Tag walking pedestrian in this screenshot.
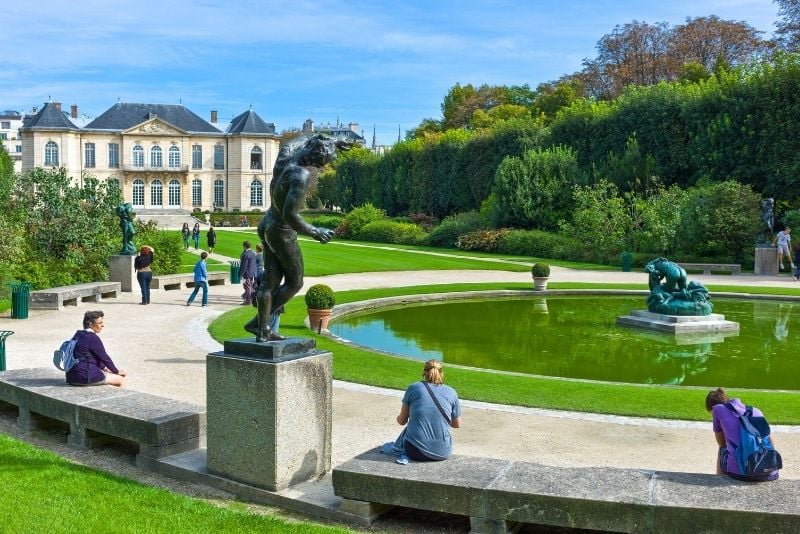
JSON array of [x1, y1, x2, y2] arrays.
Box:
[[186, 252, 209, 307]]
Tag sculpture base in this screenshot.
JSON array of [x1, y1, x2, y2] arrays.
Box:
[[754, 246, 779, 275], [616, 310, 739, 335], [109, 255, 136, 292], [206, 337, 332, 491]]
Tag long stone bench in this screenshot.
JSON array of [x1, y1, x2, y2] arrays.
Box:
[[680, 262, 742, 275], [0, 368, 205, 466], [333, 449, 800, 533], [29, 281, 121, 310], [151, 271, 228, 291]]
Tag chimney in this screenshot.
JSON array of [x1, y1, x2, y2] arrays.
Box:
[[211, 110, 218, 123], [53, 102, 62, 112], [71, 105, 78, 119]]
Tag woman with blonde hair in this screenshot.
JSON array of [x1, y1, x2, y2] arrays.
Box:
[[383, 359, 461, 463]]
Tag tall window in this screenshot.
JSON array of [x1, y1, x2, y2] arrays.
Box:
[[132, 145, 144, 167], [108, 143, 119, 168], [151, 180, 163, 206], [214, 145, 224, 169], [192, 179, 202, 206], [84, 143, 95, 168], [44, 141, 59, 166], [214, 178, 224, 207], [250, 179, 263, 206], [132, 179, 145, 206], [192, 144, 202, 169], [168, 146, 180, 168], [168, 179, 181, 207], [250, 146, 262, 169], [150, 146, 162, 168]]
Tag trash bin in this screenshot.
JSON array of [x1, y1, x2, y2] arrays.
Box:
[[10, 282, 30, 319], [0, 331, 12, 371], [229, 261, 241, 284], [621, 252, 633, 272]]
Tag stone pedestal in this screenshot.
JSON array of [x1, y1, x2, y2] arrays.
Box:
[[206, 337, 332, 492], [616, 310, 739, 335], [109, 254, 136, 292], [754, 246, 778, 275]]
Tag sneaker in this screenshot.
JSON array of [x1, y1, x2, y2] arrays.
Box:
[[186, 302, 191, 306], [202, 304, 209, 307], [395, 454, 409, 465]]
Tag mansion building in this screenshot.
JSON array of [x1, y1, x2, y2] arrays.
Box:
[[20, 102, 280, 212]]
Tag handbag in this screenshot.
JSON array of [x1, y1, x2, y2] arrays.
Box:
[[422, 381, 451, 425]]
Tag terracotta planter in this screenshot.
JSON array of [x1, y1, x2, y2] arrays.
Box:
[[307, 308, 333, 332], [532, 277, 549, 291]]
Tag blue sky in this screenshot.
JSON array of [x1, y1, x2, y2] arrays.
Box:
[[5, 0, 778, 146]]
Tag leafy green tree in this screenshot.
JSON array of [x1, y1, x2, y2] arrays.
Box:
[[471, 105, 531, 129], [565, 180, 629, 259], [775, 0, 800, 51], [493, 146, 582, 230], [627, 185, 687, 254], [333, 147, 380, 212]]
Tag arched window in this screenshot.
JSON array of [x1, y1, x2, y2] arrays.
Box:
[[44, 141, 59, 166], [214, 178, 224, 208], [168, 179, 181, 207], [250, 146, 263, 170], [132, 179, 145, 207], [192, 179, 202, 207], [168, 146, 181, 168], [132, 145, 144, 167], [151, 179, 163, 206], [250, 179, 263, 206], [151, 146, 162, 168]]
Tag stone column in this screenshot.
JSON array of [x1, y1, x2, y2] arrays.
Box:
[[206, 338, 332, 491], [754, 246, 778, 276], [109, 255, 136, 292]]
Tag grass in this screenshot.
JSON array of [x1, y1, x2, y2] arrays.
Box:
[[0, 434, 351, 534], [210, 282, 800, 424]]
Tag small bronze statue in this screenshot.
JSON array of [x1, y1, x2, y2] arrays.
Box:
[[645, 257, 712, 316], [116, 202, 136, 255], [760, 197, 775, 244], [245, 134, 351, 342]]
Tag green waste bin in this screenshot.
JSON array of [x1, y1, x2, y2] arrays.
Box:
[[10, 282, 30, 319], [621, 252, 633, 272], [229, 261, 241, 284], [0, 331, 12, 371]]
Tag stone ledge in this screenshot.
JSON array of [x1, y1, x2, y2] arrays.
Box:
[[333, 449, 800, 533], [151, 271, 227, 291], [29, 282, 121, 310]]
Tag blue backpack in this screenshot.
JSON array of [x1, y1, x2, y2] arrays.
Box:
[[53, 338, 79, 372], [725, 402, 782, 478]]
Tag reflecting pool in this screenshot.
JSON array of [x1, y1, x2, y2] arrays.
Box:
[[329, 296, 799, 390]]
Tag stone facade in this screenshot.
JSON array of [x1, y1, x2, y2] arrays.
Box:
[[20, 102, 280, 212]]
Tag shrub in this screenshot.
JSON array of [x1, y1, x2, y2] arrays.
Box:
[[428, 211, 483, 248], [134, 221, 183, 275], [308, 215, 344, 230], [341, 203, 387, 238], [358, 220, 427, 245], [497, 229, 586, 262], [531, 263, 551, 277], [408, 212, 439, 231], [305, 284, 335, 309], [456, 229, 511, 252]]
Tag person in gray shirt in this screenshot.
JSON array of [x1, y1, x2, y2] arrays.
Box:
[[394, 359, 462, 461]]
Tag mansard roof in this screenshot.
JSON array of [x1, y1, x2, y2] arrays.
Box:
[[21, 102, 78, 131], [84, 103, 221, 133], [226, 109, 276, 135]]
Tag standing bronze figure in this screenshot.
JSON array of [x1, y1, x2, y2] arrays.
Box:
[[245, 135, 349, 342]]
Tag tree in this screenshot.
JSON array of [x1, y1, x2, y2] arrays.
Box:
[[565, 180, 629, 259], [470, 104, 531, 129], [671, 16, 767, 73], [775, 0, 800, 51]]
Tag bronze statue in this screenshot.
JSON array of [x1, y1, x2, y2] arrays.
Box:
[[644, 257, 712, 316], [761, 197, 775, 244], [116, 202, 136, 255], [245, 135, 350, 342]]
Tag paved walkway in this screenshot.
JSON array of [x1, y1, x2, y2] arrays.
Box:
[[1, 250, 798, 480]]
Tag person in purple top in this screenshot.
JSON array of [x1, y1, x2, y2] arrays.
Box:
[[66, 311, 126, 387], [706, 387, 779, 481]]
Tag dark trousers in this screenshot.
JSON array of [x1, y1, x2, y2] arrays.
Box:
[[403, 441, 441, 462], [137, 271, 152, 304]]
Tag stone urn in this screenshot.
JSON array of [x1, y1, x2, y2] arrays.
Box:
[[531, 263, 550, 291], [305, 284, 335, 332]]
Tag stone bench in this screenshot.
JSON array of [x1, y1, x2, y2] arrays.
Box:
[[0, 368, 205, 466], [680, 262, 742, 275], [151, 271, 228, 291], [332, 449, 800, 533], [29, 282, 121, 310]]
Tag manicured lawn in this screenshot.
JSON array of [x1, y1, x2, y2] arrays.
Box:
[[210, 282, 800, 424], [0, 434, 350, 534]]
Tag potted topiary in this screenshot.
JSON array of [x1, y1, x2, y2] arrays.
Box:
[[531, 263, 550, 291], [305, 283, 335, 332]]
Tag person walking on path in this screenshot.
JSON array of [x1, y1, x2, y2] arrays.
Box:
[[134, 245, 154, 305], [186, 252, 209, 307], [191, 222, 201, 250], [66, 311, 127, 387], [773, 227, 794, 271], [181, 222, 190, 251], [239, 240, 257, 305], [207, 226, 217, 254], [794, 243, 800, 281]]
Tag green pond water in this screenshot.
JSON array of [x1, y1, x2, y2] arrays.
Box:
[[329, 296, 800, 390]]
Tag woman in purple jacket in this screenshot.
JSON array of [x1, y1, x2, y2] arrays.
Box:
[[66, 311, 127, 387]]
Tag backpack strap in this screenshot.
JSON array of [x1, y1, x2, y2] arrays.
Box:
[[421, 381, 451, 425], [725, 402, 763, 439]]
